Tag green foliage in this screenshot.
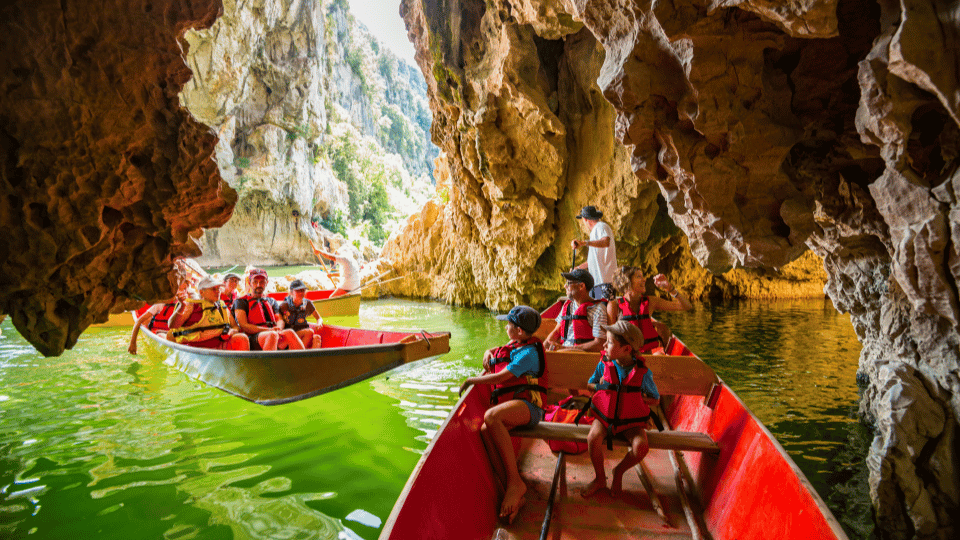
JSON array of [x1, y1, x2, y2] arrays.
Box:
[[286, 124, 311, 142], [233, 156, 251, 169], [363, 178, 391, 245], [237, 176, 251, 190], [436, 183, 450, 204], [320, 210, 348, 236]]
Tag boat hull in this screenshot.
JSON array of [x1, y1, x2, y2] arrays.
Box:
[[381, 342, 847, 540], [141, 325, 450, 405]]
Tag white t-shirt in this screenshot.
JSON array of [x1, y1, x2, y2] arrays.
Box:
[[334, 254, 360, 292], [588, 221, 617, 286]]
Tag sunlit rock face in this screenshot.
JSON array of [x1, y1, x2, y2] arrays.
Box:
[[0, 0, 234, 356], [385, 0, 827, 310], [395, 0, 959, 536]]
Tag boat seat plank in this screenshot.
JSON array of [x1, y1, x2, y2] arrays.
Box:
[[542, 352, 720, 398], [511, 422, 720, 454]]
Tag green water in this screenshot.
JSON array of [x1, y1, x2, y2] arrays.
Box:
[[0, 298, 871, 539]]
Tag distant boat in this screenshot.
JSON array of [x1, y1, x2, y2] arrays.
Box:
[[137, 318, 450, 405], [381, 337, 848, 539]]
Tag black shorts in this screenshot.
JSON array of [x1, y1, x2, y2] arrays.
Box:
[[247, 332, 264, 351]]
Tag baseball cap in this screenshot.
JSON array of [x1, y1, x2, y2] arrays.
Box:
[[289, 279, 307, 291], [224, 272, 241, 281], [601, 320, 644, 350], [197, 276, 222, 290], [495, 305, 541, 335], [248, 268, 268, 280], [560, 268, 594, 291]]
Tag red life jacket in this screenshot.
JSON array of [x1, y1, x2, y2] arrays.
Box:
[[488, 337, 547, 407], [590, 353, 651, 448], [148, 303, 177, 332], [558, 299, 599, 344], [544, 395, 595, 454], [616, 296, 663, 353], [240, 295, 277, 328], [220, 290, 238, 307]]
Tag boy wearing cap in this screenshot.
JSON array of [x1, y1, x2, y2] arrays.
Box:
[[167, 276, 250, 351], [582, 320, 660, 498], [544, 268, 607, 352], [459, 305, 546, 524], [234, 268, 305, 351], [279, 279, 323, 349], [571, 205, 618, 301]]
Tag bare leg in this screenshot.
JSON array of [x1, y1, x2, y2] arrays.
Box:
[[479, 423, 507, 492], [483, 400, 532, 523], [295, 329, 316, 349], [278, 329, 305, 350], [258, 331, 279, 351], [226, 333, 250, 351], [582, 419, 608, 497], [611, 427, 649, 497]]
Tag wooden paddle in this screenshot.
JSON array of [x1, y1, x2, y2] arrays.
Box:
[[308, 238, 331, 273]]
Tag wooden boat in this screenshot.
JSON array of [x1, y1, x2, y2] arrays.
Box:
[[380, 337, 848, 539], [266, 290, 360, 318], [138, 323, 450, 405]]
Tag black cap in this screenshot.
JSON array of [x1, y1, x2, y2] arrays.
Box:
[[495, 305, 541, 335], [561, 268, 595, 290], [289, 279, 307, 290], [576, 205, 603, 220]]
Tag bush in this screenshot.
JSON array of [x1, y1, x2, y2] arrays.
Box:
[[320, 210, 348, 236]]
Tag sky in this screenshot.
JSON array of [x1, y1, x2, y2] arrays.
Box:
[[347, 0, 418, 67]]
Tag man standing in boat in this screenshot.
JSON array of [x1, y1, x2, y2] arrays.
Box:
[[312, 244, 360, 298], [168, 276, 250, 351], [571, 205, 617, 301], [543, 268, 607, 352], [234, 268, 305, 351]]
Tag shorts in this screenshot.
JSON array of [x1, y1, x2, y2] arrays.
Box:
[[248, 332, 264, 351], [590, 283, 616, 301], [520, 399, 545, 428]]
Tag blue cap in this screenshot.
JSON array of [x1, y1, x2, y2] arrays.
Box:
[[496, 305, 541, 335]]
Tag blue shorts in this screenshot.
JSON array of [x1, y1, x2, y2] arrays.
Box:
[[520, 399, 544, 428]]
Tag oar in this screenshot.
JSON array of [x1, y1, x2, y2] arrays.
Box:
[[308, 238, 331, 273], [539, 450, 565, 540], [570, 246, 577, 271], [349, 273, 404, 294]]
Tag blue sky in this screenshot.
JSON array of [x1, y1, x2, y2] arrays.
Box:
[[348, 0, 418, 67]]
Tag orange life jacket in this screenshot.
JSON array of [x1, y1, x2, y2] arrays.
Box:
[[616, 296, 663, 353], [488, 337, 546, 408], [590, 352, 651, 448]]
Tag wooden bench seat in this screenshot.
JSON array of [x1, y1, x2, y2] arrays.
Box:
[[506, 350, 723, 454], [511, 421, 720, 454]]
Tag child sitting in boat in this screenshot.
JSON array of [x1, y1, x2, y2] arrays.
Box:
[[168, 276, 250, 351], [607, 266, 692, 352], [582, 320, 660, 498], [279, 279, 323, 349], [458, 305, 546, 524]]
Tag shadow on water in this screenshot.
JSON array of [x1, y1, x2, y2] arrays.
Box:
[[1, 297, 874, 539]]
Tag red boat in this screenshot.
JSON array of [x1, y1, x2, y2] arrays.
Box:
[[380, 335, 848, 539]]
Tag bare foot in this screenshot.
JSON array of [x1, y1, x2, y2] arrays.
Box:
[[500, 481, 527, 524], [581, 477, 607, 498], [610, 469, 626, 498]]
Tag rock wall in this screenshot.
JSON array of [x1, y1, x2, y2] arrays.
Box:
[[392, 0, 959, 537], [180, 0, 436, 266], [0, 0, 233, 356]]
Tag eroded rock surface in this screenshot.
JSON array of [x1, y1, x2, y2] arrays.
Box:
[[0, 0, 234, 356], [393, 0, 959, 536]]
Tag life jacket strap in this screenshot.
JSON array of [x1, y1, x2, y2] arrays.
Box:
[[490, 384, 548, 404], [170, 324, 231, 339]]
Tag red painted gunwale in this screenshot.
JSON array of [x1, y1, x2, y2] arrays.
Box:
[[380, 335, 848, 540]]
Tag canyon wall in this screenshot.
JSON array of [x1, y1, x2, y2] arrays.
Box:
[[391, 0, 959, 537], [180, 0, 437, 266], [0, 0, 233, 355]]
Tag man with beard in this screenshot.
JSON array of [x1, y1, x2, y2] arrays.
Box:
[[233, 268, 305, 351]]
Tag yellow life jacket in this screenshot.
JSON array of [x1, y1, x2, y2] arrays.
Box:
[[170, 299, 230, 343]]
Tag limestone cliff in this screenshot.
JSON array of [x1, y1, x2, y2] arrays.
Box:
[[0, 0, 233, 356], [179, 0, 437, 266], [391, 0, 959, 537]]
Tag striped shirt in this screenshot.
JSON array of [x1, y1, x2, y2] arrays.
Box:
[[556, 301, 607, 347]]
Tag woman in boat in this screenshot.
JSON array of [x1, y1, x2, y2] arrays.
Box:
[[127, 280, 192, 355], [607, 266, 692, 353], [279, 279, 323, 349], [168, 276, 250, 351], [459, 305, 546, 523], [583, 320, 660, 498]]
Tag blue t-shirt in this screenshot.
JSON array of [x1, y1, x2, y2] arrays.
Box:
[[588, 358, 659, 399], [505, 344, 541, 377]]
